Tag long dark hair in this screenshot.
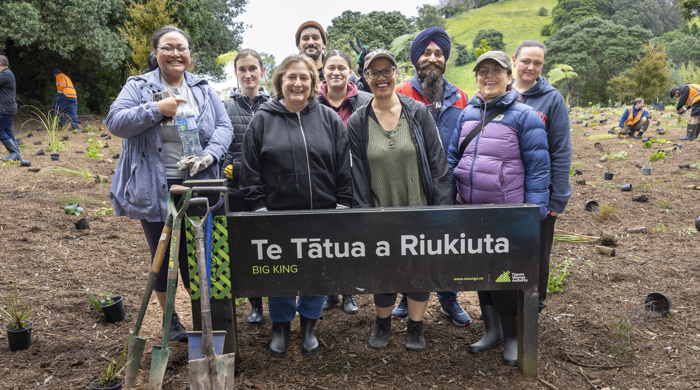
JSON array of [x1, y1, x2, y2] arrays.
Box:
[[152, 26, 192, 51], [514, 40, 546, 59], [323, 50, 352, 69]]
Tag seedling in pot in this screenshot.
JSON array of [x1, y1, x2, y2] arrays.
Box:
[[90, 293, 115, 312], [92, 338, 133, 389], [0, 277, 33, 330]]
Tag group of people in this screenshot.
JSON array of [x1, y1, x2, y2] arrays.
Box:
[[106, 21, 572, 367], [0, 59, 80, 162]]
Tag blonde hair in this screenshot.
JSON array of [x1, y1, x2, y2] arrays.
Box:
[[272, 55, 319, 100]]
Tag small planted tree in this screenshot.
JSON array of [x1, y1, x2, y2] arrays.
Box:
[[608, 74, 635, 106], [474, 39, 492, 58], [627, 43, 672, 103]]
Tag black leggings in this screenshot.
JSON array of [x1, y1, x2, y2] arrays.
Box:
[[374, 292, 430, 308], [141, 180, 190, 293], [477, 290, 518, 317]]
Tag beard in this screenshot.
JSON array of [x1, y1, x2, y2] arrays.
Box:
[[303, 45, 322, 61], [417, 62, 445, 104]]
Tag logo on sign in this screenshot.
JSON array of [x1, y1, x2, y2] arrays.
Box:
[[512, 272, 528, 282], [495, 270, 511, 282]]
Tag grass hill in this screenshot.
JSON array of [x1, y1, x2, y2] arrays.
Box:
[[444, 0, 557, 97]]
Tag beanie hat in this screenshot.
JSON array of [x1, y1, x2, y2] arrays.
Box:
[[53, 69, 62, 76], [295, 21, 327, 47], [410, 26, 451, 66]]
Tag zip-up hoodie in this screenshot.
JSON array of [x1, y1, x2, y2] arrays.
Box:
[[518, 76, 572, 214], [240, 98, 353, 211], [317, 81, 372, 126], [221, 87, 272, 199]]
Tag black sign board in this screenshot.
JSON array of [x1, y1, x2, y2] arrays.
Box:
[[228, 204, 540, 298]]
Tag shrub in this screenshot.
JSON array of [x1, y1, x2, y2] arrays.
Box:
[[538, 7, 548, 17]]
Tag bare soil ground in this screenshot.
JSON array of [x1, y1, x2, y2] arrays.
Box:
[[0, 106, 699, 389]]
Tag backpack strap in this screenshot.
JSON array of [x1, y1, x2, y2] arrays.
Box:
[[458, 101, 517, 157]]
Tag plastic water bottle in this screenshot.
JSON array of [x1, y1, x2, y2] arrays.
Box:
[[174, 103, 203, 158]]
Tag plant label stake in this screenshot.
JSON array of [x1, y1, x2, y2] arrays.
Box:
[[148, 186, 192, 390], [125, 186, 191, 387], [187, 197, 235, 390]]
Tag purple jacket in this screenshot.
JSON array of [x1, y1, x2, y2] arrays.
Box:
[[447, 90, 550, 220]]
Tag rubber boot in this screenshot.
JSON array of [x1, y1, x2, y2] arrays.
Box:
[[299, 315, 319, 356], [500, 314, 518, 366], [1, 140, 20, 161], [369, 315, 391, 349], [342, 295, 358, 314], [634, 130, 644, 139], [323, 295, 340, 310], [679, 124, 695, 140], [467, 305, 503, 353], [693, 125, 700, 140], [269, 321, 290, 358], [246, 297, 263, 324]]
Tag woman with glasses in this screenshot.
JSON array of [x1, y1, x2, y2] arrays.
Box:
[[240, 54, 353, 358], [220, 49, 272, 325], [107, 26, 233, 343], [447, 51, 549, 366], [347, 49, 451, 352], [511, 40, 571, 315], [317, 49, 372, 315]]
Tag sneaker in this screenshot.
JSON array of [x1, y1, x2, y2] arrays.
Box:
[[165, 312, 188, 342], [342, 295, 358, 314], [405, 319, 425, 351], [391, 295, 408, 319], [369, 316, 391, 349], [323, 295, 340, 311], [440, 298, 471, 327]]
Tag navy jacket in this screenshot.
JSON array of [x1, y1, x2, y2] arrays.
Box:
[[0, 68, 17, 116]]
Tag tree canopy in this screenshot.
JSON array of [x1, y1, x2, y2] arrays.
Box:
[[545, 17, 653, 103], [472, 29, 505, 52]]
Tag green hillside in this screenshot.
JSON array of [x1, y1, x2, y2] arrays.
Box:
[[444, 0, 557, 97]]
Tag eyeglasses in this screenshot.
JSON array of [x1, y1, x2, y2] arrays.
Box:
[[476, 66, 506, 77], [158, 46, 190, 55], [365, 67, 397, 80]]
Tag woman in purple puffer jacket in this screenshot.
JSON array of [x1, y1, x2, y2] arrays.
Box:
[[446, 51, 549, 367]]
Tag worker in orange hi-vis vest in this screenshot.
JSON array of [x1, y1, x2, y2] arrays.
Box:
[[616, 98, 649, 139], [52, 69, 80, 131], [670, 82, 700, 141]]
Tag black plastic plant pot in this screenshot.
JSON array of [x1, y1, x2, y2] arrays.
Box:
[[50, 154, 59, 161], [102, 296, 126, 323], [621, 184, 632, 192], [90, 377, 123, 390], [20, 160, 30, 167], [604, 172, 614, 180], [642, 138, 650, 143], [584, 200, 599, 212], [6, 320, 33, 351], [642, 167, 651, 176], [645, 292, 671, 316], [695, 215, 700, 231]]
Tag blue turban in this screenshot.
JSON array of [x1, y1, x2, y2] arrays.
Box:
[[410, 26, 451, 66]]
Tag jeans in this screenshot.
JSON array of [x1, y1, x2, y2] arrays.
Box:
[[52, 95, 80, 130], [0, 114, 15, 144], [436, 291, 457, 303], [268, 296, 325, 322]]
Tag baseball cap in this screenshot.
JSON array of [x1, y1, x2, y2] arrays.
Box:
[[363, 49, 397, 72], [472, 51, 511, 72]]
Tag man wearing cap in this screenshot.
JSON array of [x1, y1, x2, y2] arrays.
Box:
[[393, 26, 471, 327], [670, 83, 700, 140], [0, 55, 21, 161], [52, 69, 80, 131]]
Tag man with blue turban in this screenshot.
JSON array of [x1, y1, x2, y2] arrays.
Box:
[[394, 26, 471, 328]]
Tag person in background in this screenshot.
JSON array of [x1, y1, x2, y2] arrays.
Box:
[[393, 26, 470, 327], [240, 54, 352, 358], [616, 98, 649, 139], [221, 48, 272, 325], [295, 21, 328, 82], [107, 26, 233, 343], [0, 55, 20, 161], [347, 49, 451, 352], [449, 50, 549, 366], [511, 40, 572, 313], [317, 49, 372, 314], [52, 68, 80, 131], [670, 83, 700, 140]]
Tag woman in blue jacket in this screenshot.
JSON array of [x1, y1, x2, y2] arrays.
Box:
[[107, 26, 233, 342], [512, 40, 572, 314], [616, 98, 650, 139]]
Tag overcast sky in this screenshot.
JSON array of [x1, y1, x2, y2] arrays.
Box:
[[209, 0, 431, 93]]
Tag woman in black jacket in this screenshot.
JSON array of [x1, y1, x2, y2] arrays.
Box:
[[240, 54, 353, 358], [347, 49, 451, 352], [220, 49, 271, 325], [317, 49, 372, 315]]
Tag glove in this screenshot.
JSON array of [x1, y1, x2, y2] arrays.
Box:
[[224, 164, 233, 179], [177, 156, 198, 171], [188, 153, 214, 177], [349, 36, 371, 76]]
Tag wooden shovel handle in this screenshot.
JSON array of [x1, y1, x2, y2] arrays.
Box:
[[170, 184, 189, 194], [151, 225, 173, 273]]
